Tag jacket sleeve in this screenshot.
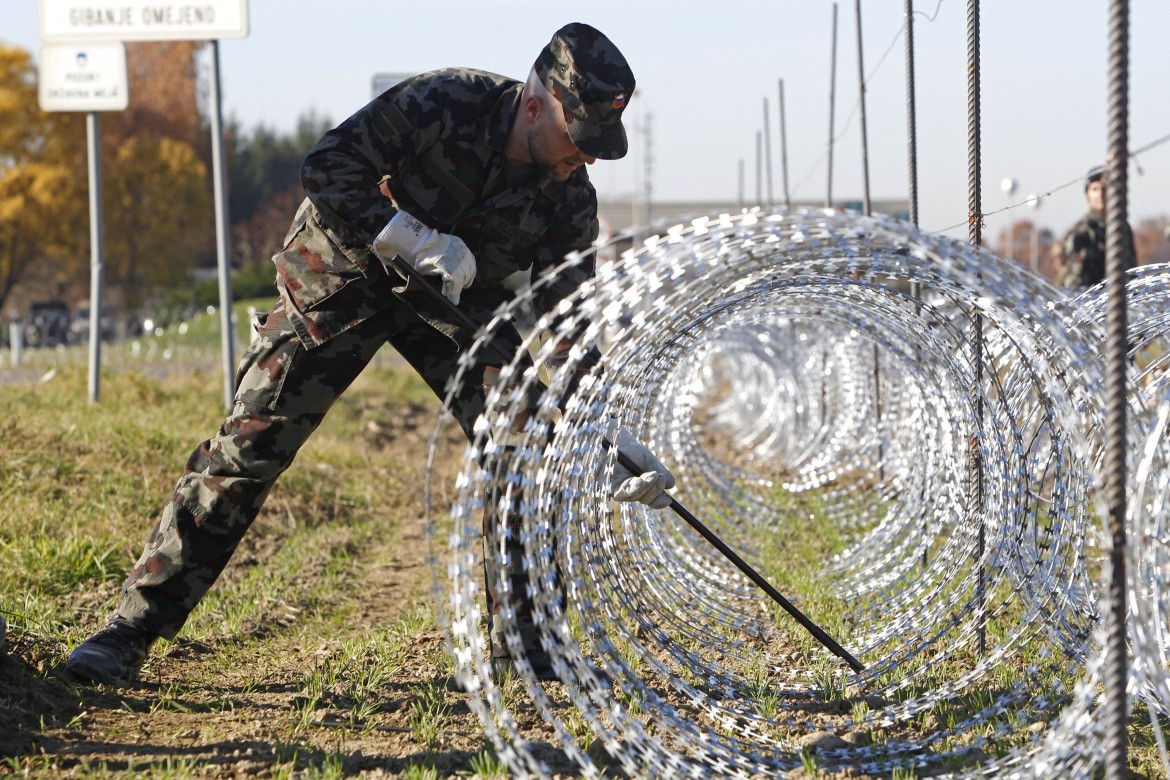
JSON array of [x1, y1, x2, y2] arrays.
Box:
[[529, 182, 600, 326], [528, 183, 603, 379], [300, 81, 440, 270], [1124, 221, 1138, 271], [1058, 223, 1087, 288]]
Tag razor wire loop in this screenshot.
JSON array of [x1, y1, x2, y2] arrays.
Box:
[[392, 256, 863, 673], [424, 207, 1170, 778]]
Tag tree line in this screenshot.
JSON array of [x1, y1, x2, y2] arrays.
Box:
[[5, 39, 1167, 326], [0, 41, 332, 323]]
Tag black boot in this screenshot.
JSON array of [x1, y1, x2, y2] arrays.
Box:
[[65, 617, 157, 685]]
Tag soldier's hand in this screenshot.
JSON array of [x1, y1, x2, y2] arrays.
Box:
[[411, 235, 476, 305], [602, 419, 676, 509], [373, 211, 477, 305]]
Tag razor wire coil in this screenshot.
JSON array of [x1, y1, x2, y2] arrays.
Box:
[[425, 208, 1170, 779]]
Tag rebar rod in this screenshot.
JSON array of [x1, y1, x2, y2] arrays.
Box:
[[1102, 0, 1131, 776]]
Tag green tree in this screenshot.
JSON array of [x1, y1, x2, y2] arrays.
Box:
[[229, 111, 332, 267]]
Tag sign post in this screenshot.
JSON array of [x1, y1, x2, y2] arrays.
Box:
[[39, 42, 129, 402], [207, 39, 235, 411], [39, 0, 249, 410]]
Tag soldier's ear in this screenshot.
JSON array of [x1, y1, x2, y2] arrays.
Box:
[[523, 94, 545, 125]]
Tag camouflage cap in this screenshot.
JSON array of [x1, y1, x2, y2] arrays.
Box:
[[534, 22, 635, 160]]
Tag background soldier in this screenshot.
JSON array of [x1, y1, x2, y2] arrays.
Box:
[[1057, 165, 1136, 291], [65, 22, 674, 685]]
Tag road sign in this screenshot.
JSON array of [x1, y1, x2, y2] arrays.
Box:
[[39, 42, 128, 112], [38, 0, 249, 42]]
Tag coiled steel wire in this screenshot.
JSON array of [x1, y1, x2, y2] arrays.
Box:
[[424, 208, 1170, 778]]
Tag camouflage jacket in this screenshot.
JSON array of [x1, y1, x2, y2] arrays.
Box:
[[272, 68, 600, 350], [1058, 210, 1135, 290]]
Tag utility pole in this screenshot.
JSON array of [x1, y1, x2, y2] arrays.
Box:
[[827, 2, 839, 207], [854, 0, 872, 216], [643, 111, 653, 228], [779, 79, 791, 210], [738, 159, 745, 209], [755, 130, 763, 206], [763, 97, 774, 209]]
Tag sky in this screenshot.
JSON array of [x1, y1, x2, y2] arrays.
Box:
[[6, 0, 1170, 243]]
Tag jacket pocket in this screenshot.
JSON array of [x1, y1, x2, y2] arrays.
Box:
[[272, 207, 368, 313]]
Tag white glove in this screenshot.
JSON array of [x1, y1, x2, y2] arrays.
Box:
[[373, 211, 476, 305], [604, 419, 676, 509]]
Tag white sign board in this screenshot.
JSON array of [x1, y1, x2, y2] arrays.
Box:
[[39, 42, 129, 112], [39, 0, 249, 41]]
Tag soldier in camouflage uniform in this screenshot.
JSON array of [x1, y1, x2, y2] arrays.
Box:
[[66, 22, 675, 685], [1057, 165, 1135, 291]]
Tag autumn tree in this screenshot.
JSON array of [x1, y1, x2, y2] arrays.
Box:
[[111, 41, 208, 154], [1134, 217, 1170, 266], [1, 40, 223, 320], [106, 40, 217, 288], [995, 220, 1057, 279], [103, 134, 211, 312], [0, 44, 88, 316]]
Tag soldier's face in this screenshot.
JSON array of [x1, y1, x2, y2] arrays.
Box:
[[1087, 180, 1106, 212], [528, 102, 597, 181]]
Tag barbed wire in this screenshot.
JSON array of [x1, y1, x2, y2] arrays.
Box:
[[934, 131, 1170, 234], [425, 208, 1170, 778]]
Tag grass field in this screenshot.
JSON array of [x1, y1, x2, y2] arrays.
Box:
[[0, 304, 1168, 778], [0, 312, 515, 777]]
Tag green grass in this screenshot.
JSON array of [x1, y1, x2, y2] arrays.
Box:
[[757, 486, 861, 657], [0, 320, 451, 774], [752, 479, 1170, 777], [468, 745, 508, 777], [3, 312, 1168, 777]]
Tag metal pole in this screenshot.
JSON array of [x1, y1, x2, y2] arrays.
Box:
[[904, 0, 920, 228], [854, 0, 872, 217], [779, 79, 791, 211], [755, 130, 763, 207], [738, 159, 745, 210], [208, 40, 236, 411], [966, 0, 986, 658], [631, 121, 640, 248], [1030, 220, 1040, 274], [1103, 1, 1131, 775], [853, 0, 880, 483], [826, 2, 839, 208], [763, 97, 774, 210], [644, 112, 653, 227], [905, 0, 926, 565], [85, 111, 105, 403], [8, 321, 21, 366], [631, 111, 640, 244]]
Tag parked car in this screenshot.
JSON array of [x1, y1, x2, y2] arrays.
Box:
[[67, 302, 118, 344], [24, 301, 70, 347]]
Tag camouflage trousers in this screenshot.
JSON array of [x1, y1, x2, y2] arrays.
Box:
[[115, 298, 538, 641]]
